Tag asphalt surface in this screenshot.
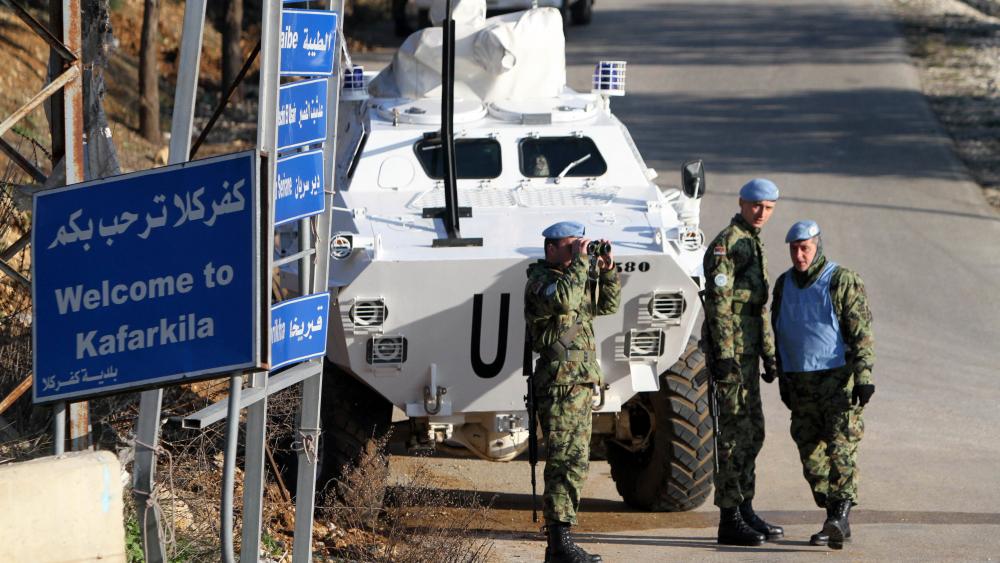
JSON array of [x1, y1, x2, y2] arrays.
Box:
[[359, 0, 1000, 559]]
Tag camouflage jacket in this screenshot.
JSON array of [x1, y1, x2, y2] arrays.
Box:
[[771, 255, 875, 385], [703, 214, 776, 361], [524, 256, 621, 386]]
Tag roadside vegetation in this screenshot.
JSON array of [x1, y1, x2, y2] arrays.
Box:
[[890, 0, 1000, 208]]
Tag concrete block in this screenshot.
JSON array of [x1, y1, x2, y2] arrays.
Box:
[[0, 450, 126, 562]]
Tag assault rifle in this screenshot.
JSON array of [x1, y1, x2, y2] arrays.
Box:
[[523, 323, 539, 523], [696, 290, 721, 475]]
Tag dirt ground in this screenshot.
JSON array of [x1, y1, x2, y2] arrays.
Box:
[[889, 0, 1000, 208]]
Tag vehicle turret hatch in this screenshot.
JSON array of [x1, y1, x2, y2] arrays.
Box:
[[378, 156, 416, 188], [414, 137, 502, 179], [519, 136, 607, 178]]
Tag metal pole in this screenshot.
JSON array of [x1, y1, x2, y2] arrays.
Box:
[[62, 0, 83, 180], [60, 0, 90, 453], [69, 401, 90, 450], [169, 0, 207, 163], [220, 376, 243, 563], [133, 0, 208, 556], [133, 389, 166, 563], [240, 0, 282, 560], [53, 401, 65, 455], [292, 363, 321, 563], [239, 369, 268, 563], [440, 0, 458, 239], [292, 230, 318, 563]]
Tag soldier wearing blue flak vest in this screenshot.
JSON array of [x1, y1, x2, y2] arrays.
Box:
[[771, 220, 875, 551]]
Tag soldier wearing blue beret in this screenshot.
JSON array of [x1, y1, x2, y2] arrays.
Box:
[[772, 220, 875, 550], [702, 178, 784, 546], [525, 220, 620, 563]]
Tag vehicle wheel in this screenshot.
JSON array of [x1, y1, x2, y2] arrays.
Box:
[[571, 0, 593, 25], [560, 0, 571, 29], [316, 360, 394, 494], [606, 339, 713, 511]]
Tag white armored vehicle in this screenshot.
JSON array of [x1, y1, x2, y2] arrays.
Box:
[[318, 0, 712, 511]]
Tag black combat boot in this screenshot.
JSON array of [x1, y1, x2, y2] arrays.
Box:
[[717, 507, 766, 546], [739, 499, 784, 540], [821, 499, 853, 550], [809, 503, 835, 546], [545, 523, 602, 563]]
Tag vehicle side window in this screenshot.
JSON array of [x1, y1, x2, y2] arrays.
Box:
[[519, 137, 607, 178], [414, 138, 502, 179]]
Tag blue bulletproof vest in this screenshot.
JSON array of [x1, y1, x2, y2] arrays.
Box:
[[776, 261, 847, 372]]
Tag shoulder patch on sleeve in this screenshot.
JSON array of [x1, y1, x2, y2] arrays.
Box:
[[713, 245, 726, 256], [714, 273, 729, 287], [544, 283, 557, 297]]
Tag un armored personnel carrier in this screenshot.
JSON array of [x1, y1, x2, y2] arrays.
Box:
[[315, 0, 713, 511]]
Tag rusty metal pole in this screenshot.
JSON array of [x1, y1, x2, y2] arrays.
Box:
[[60, 0, 90, 451]]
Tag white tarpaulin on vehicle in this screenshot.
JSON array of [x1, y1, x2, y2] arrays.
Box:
[[368, 0, 566, 103]]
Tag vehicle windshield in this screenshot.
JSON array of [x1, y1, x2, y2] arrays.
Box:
[[414, 137, 502, 179], [519, 136, 607, 178]]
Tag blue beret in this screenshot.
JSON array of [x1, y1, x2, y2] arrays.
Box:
[[739, 178, 780, 202], [786, 220, 821, 243], [542, 221, 586, 239]]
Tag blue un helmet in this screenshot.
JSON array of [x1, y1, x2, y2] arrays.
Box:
[[785, 220, 821, 243], [542, 221, 586, 239], [739, 178, 780, 202]]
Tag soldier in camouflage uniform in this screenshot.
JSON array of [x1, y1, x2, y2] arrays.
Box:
[[771, 220, 875, 550], [525, 221, 620, 563], [702, 179, 784, 546]]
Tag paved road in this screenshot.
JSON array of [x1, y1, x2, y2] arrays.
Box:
[[364, 0, 1000, 559]]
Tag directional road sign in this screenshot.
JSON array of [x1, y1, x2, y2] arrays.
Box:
[[270, 292, 330, 370], [275, 149, 325, 225], [280, 9, 338, 77], [277, 78, 329, 152]]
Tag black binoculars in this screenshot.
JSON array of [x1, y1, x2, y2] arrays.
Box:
[[587, 241, 612, 256]]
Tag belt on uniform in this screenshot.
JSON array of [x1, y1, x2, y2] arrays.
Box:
[[540, 348, 596, 362], [732, 302, 765, 315]]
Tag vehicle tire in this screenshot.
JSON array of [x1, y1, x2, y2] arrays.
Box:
[[316, 360, 394, 494], [560, 0, 572, 29], [571, 0, 593, 25], [606, 339, 714, 511]]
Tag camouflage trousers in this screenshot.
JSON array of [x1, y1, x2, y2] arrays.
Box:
[[713, 353, 766, 508], [536, 383, 593, 525], [786, 367, 865, 505]]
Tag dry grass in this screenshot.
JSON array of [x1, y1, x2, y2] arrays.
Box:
[[317, 434, 496, 562], [891, 0, 1000, 207]]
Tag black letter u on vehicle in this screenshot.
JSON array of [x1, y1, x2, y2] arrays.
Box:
[[471, 293, 510, 379]]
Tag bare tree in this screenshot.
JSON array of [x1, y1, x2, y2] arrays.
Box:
[[222, 0, 244, 103], [139, 0, 160, 142]]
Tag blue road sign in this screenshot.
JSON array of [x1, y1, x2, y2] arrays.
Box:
[[32, 151, 262, 404], [280, 9, 338, 77], [275, 149, 325, 225], [270, 293, 330, 370], [277, 78, 328, 152]]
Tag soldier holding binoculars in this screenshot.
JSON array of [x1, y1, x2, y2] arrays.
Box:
[[524, 221, 620, 563]]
